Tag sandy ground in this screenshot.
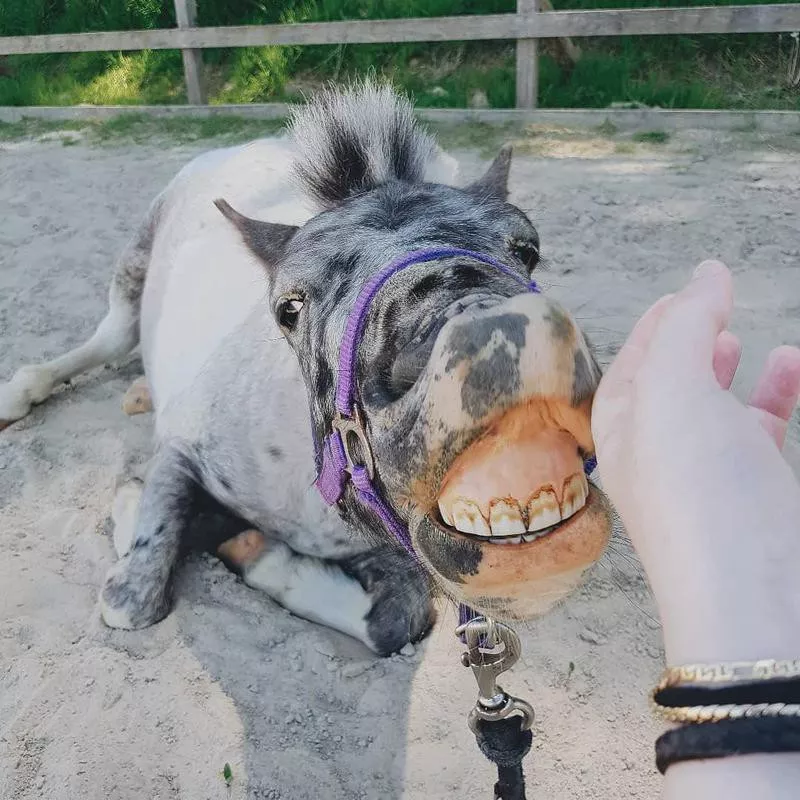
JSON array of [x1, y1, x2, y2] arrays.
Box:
[[1, 124, 799, 800]]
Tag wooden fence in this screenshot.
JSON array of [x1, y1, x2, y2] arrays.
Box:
[[2, 3, 799, 108]]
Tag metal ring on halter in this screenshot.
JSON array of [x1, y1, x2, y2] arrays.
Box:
[[331, 406, 375, 480]]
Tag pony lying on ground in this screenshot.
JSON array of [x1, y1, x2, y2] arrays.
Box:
[[0, 82, 611, 655]]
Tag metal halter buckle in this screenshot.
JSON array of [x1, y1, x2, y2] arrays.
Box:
[[456, 616, 535, 734], [332, 406, 375, 480]]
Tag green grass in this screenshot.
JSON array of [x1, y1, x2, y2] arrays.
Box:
[[1, 0, 799, 111], [426, 119, 518, 155], [632, 129, 671, 144], [91, 113, 285, 142], [0, 114, 286, 143], [595, 119, 620, 136], [0, 118, 87, 140]]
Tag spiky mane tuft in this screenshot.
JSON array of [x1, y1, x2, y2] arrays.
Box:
[[288, 80, 439, 209]]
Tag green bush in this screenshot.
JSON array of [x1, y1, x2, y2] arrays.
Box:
[[212, 46, 294, 104]]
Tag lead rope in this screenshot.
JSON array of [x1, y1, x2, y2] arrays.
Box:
[[312, 246, 598, 800], [457, 457, 596, 800], [456, 615, 534, 800]]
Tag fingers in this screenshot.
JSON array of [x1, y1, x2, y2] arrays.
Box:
[[643, 261, 734, 388], [592, 293, 675, 451], [749, 346, 800, 419], [747, 345, 800, 449], [598, 293, 675, 393], [713, 330, 742, 390]]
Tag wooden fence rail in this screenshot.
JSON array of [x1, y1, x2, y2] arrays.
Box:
[[2, 4, 799, 108]]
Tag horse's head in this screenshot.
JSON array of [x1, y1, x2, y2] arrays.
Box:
[[218, 82, 612, 621]]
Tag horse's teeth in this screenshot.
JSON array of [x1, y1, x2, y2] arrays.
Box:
[[527, 488, 561, 532], [452, 500, 491, 536], [438, 500, 454, 527], [489, 500, 526, 536], [561, 473, 588, 520], [442, 476, 588, 540], [488, 535, 522, 545]]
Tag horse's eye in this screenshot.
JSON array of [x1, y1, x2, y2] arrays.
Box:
[[276, 296, 304, 333], [509, 238, 540, 272]]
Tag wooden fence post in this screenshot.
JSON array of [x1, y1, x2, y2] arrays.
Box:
[[516, 0, 539, 108], [173, 0, 206, 105]]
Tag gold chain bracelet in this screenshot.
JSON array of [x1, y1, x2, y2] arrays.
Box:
[[655, 660, 800, 692], [652, 701, 800, 724]]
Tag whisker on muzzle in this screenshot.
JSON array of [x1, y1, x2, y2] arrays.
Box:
[[594, 552, 659, 627], [604, 540, 645, 572]]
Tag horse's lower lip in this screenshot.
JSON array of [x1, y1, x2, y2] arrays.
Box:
[[414, 483, 612, 619]]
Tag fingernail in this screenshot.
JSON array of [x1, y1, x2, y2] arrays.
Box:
[[692, 260, 727, 281]]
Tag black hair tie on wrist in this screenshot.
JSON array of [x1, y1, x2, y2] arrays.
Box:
[[655, 678, 800, 709], [656, 717, 800, 775]]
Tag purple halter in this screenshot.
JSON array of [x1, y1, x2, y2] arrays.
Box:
[[313, 246, 596, 558]]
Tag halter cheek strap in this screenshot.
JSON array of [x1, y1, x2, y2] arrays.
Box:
[[313, 246, 595, 557]]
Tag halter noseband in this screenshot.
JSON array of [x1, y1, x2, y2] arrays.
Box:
[[314, 246, 598, 557], [314, 246, 546, 555]]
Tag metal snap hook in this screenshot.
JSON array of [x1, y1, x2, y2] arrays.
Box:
[[456, 616, 535, 733]]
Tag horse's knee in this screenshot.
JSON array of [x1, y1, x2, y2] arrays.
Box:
[[100, 448, 194, 629]]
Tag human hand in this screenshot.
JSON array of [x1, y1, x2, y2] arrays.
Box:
[[592, 260, 800, 665]]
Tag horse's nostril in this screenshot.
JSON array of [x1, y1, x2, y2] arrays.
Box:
[[363, 334, 438, 408], [390, 344, 433, 395]]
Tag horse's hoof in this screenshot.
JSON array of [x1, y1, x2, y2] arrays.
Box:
[[122, 377, 152, 416]]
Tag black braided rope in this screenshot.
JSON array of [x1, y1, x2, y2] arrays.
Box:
[[656, 716, 800, 775], [655, 677, 800, 709], [474, 717, 533, 800]]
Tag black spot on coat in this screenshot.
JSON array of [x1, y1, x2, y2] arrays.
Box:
[[416, 523, 482, 584], [444, 313, 527, 372], [572, 348, 600, 406], [461, 347, 520, 419], [315, 361, 334, 397], [543, 303, 573, 344]]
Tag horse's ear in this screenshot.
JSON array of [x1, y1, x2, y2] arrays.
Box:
[[214, 199, 298, 273], [467, 144, 512, 201]]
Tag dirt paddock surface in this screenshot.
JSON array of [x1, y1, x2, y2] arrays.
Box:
[[1, 125, 799, 800]]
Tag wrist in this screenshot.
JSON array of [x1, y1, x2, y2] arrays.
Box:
[[628, 519, 800, 665], [664, 752, 800, 799], [659, 590, 800, 665]]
